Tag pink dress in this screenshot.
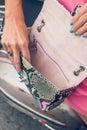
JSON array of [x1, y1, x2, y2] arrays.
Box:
[[58, 0, 87, 115]]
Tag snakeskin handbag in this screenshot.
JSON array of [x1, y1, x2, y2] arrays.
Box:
[[4, 0, 87, 111], [19, 0, 87, 111]]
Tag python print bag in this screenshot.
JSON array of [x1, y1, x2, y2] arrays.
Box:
[[8, 0, 87, 111]]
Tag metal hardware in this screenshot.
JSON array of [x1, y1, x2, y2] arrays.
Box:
[[73, 66, 85, 76], [29, 36, 37, 52], [37, 20, 45, 32]]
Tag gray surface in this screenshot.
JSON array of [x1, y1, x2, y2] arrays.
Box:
[[0, 93, 49, 130], [1, 93, 87, 130]]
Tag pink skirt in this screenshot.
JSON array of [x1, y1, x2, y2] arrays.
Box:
[[65, 78, 87, 115]]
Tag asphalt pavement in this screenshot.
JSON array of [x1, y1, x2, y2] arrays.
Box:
[[0, 93, 50, 130]]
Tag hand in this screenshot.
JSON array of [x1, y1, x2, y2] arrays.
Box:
[[1, 16, 31, 72], [70, 4, 87, 37]]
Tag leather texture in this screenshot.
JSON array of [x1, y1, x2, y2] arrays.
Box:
[[30, 0, 87, 90]]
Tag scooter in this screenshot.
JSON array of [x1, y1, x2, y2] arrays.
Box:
[[0, 1, 87, 130]]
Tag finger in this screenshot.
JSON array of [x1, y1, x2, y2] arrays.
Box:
[[7, 50, 14, 64], [13, 47, 21, 72], [72, 13, 87, 32], [72, 4, 87, 23], [21, 44, 31, 63], [4, 41, 11, 52], [82, 32, 87, 38], [2, 43, 8, 51], [75, 23, 87, 36]]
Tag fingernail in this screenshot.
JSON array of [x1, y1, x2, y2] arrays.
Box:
[[70, 21, 73, 26], [70, 29, 74, 33], [82, 34, 87, 38], [17, 71, 22, 76], [17, 71, 27, 82]]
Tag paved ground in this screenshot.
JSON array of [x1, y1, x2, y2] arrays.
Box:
[[0, 93, 49, 130]]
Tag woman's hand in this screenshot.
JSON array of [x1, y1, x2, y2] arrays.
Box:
[[70, 4, 87, 37], [1, 16, 31, 72]]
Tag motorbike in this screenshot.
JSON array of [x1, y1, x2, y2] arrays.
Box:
[[0, 0, 87, 130]]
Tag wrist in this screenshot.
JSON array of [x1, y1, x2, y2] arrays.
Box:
[[5, 6, 24, 19], [5, 0, 24, 19]]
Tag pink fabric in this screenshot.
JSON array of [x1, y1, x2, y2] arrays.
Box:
[[58, 0, 87, 115], [58, 0, 87, 12], [65, 79, 87, 115]]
